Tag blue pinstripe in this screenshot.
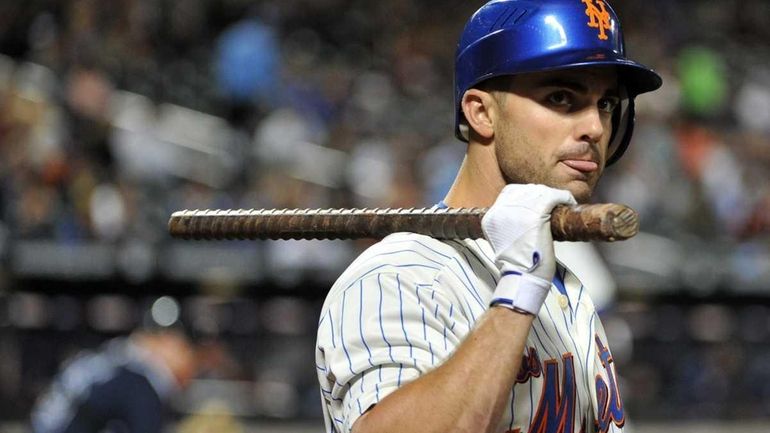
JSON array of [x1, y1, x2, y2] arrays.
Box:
[[585, 312, 597, 382], [429, 296, 448, 351], [359, 280, 375, 368], [562, 304, 588, 401], [451, 257, 485, 306], [421, 307, 427, 340], [530, 323, 551, 354], [397, 274, 415, 360], [377, 275, 396, 364], [443, 325, 448, 351], [360, 368, 365, 395], [576, 283, 586, 315], [328, 311, 336, 349], [340, 291, 355, 375], [543, 302, 571, 355], [472, 239, 495, 263], [533, 311, 560, 353], [458, 292, 477, 323], [450, 242, 498, 284]]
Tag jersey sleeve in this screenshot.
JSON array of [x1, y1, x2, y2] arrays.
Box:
[[316, 268, 470, 432]]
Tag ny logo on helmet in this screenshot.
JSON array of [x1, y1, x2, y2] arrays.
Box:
[[582, 0, 612, 40]]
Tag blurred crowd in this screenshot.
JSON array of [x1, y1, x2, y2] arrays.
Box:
[[1, 0, 770, 426], [0, 0, 769, 292]]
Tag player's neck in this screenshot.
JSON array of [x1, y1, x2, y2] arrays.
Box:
[[443, 145, 505, 208]]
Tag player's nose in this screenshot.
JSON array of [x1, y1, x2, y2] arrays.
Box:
[[575, 105, 607, 146]]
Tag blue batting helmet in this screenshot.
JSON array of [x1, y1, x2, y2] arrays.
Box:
[[454, 0, 662, 165]]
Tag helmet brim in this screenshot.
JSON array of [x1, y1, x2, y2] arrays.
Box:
[[556, 56, 663, 97], [497, 50, 663, 97]]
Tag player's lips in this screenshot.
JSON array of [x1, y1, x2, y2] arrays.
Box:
[[560, 159, 599, 173]]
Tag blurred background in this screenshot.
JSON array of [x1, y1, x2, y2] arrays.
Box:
[[0, 0, 769, 431]]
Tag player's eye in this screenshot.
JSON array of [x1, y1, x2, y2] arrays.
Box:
[[546, 91, 572, 107], [598, 96, 620, 114]]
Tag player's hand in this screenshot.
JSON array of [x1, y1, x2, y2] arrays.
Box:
[[482, 184, 576, 315]]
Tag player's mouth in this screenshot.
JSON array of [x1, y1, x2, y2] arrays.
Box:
[[560, 159, 599, 174], [557, 148, 601, 181]]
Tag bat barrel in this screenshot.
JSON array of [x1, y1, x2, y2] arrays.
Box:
[[168, 208, 487, 240]]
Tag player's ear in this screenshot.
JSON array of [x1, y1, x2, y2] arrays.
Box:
[[461, 88, 497, 142]]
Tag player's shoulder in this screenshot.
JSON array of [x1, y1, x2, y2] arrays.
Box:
[[371, 231, 461, 256], [327, 233, 468, 293], [349, 232, 460, 275]]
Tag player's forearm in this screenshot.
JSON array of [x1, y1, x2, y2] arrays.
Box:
[[352, 306, 533, 433]]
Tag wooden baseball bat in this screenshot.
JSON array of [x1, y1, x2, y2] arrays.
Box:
[[168, 203, 638, 242]]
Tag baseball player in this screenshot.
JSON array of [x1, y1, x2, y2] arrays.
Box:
[[316, 1, 661, 432]]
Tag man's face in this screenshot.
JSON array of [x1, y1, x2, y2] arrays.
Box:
[[491, 67, 620, 203]]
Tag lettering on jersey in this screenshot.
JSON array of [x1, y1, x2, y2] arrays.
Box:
[[529, 353, 577, 433], [581, 0, 612, 40], [516, 347, 543, 384], [594, 335, 625, 432]]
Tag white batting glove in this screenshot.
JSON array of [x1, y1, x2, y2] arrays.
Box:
[[482, 184, 577, 315]]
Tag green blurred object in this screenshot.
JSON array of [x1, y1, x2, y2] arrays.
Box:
[[678, 46, 728, 117]]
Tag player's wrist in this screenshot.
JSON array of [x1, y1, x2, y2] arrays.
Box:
[[490, 272, 551, 316], [490, 302, 536, 316]]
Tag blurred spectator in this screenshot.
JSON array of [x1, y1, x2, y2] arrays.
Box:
[[29, 297, 203, 433], [215, 18, 280, 105]]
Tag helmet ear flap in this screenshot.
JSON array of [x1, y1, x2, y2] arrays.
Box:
[[606, 86, 635, 166]]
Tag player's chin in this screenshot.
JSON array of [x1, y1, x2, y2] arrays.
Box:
[[553, 167, 599, 203], [570, 184, 594, 203], [557, 178, 597, 204]]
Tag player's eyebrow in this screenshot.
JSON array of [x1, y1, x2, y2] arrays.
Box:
[[534, 78, 619, 98]]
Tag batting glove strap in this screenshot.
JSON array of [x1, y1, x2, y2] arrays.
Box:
[[490, 271, 551, 316]]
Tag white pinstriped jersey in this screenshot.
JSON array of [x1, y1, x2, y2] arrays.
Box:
[[316, 232, 626, 433]]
